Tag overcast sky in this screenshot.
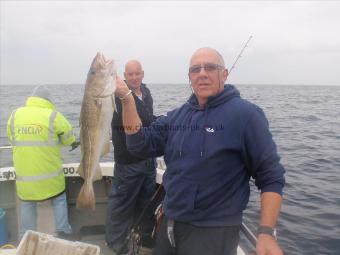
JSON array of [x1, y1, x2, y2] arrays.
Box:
[[1, 1, 340, 86]]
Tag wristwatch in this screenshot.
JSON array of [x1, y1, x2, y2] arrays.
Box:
[[257, 225, 277, 239]]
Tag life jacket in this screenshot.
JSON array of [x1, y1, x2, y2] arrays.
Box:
[[7, 96, 75, 200]]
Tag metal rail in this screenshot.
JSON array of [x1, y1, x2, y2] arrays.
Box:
[[241, 222, 257, 250], [0, 145, 12, 150]]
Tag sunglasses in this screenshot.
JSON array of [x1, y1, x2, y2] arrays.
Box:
[[189, 63, 224, 74]]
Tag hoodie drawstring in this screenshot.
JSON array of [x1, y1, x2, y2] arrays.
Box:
[[178, 84, 240, 158], [178, 108, 195, 157], [200, 107, 209, 157], [178, 106, 210, 158]]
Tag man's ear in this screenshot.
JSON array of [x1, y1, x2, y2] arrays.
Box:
[[223, 69, 229, 81]]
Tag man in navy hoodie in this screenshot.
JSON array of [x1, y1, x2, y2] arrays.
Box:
[[114, 48, 285, 255]]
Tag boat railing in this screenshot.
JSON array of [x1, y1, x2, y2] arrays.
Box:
[[0, 145, 12, 150], [241, 222, 257, 251]]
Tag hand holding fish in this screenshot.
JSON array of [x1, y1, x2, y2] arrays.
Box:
[[115, 76, 142, 134], [115, 76, 131, 100]]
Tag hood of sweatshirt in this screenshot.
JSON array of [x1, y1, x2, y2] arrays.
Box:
[[187, 84, 240, 110], [177, 84, 240, 157]]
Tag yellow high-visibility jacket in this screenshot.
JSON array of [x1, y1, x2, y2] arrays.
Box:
[[7, 96, 76, 200]]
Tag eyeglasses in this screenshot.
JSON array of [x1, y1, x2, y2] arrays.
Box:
[[189, 63, 224, 74]]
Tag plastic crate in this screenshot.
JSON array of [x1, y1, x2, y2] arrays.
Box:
[[16, 231, 100, 255], [0, 249, 16, 255]]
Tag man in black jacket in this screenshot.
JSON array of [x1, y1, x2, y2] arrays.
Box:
[[105, 60, 156, 254]]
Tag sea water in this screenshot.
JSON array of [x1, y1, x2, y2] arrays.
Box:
[[1, 84, 339, 254]]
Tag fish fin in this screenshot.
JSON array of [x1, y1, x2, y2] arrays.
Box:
[[101, 140, 111, 156], [93, 163, 103, 182], [76, 180, 96, 210], [77, 162, 85, 179]]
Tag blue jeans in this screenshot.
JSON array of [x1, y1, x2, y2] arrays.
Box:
[[19, 192, 72, 239], [105, 158, 156, 250]]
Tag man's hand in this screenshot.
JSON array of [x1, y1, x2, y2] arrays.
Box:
[[115, 76, 130, 99], [69, 141, 80, 151], [256, 234, 283, 255]]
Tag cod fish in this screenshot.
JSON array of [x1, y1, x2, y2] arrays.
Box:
[[76, 52, 116, 210]]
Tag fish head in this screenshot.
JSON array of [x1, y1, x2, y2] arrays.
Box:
[[86, 52, 117, 97]]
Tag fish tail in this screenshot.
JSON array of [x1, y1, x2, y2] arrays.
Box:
[[76, 180, 95, 210]]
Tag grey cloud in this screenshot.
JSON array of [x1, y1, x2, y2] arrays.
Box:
[[1, 1, 340, 86]]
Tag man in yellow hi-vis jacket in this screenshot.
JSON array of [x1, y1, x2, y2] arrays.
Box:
[[7, 85, 79, 240]]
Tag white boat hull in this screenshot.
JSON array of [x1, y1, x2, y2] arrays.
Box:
[[0, 160, 248, 255]]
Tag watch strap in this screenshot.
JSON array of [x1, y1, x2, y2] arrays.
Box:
[[257, 225, 277, 239]]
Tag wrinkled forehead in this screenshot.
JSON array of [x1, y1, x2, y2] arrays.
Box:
[[190, 48, 224, 66]]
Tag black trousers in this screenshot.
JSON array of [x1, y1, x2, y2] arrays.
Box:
[[105, 159, 156, 250], [153, 217, 240, 255]]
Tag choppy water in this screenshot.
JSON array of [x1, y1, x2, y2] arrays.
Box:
[[1, 84, 340, 254]]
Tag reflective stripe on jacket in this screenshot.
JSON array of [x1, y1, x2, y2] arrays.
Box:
[[7, 96, 76, 200]]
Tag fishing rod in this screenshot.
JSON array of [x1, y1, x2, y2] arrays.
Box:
[[228, 35, 253, 76], [117, 184, 165, 255]]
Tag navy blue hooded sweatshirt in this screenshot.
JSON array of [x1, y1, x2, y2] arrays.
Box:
[[127, 85, 285, 227]]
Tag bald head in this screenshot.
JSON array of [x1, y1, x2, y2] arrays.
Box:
[[190, 47, 225, 67], [125, 60, 143, 72]]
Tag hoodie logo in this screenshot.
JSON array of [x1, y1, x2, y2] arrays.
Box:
[[205, 127, 215, 133]]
